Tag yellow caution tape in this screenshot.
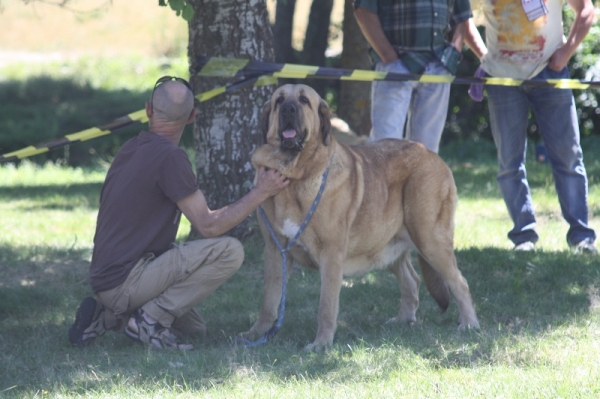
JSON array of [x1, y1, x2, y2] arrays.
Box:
[[3, 56, 598, 163]]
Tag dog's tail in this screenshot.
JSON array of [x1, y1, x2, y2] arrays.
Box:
[[418, 255, 450, 312]]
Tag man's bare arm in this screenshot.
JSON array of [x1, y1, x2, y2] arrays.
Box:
[[549, 0, 594, 71], [463, 19, 487, 60], [177, 167, 289, 238], [354, 6, 399, 64], [450, 21, 468, 52]]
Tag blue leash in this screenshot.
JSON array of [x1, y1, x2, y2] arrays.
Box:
[[236, 154, 333, 347]]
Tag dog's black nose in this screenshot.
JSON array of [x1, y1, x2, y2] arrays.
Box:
[[281, 102, 297, 117]]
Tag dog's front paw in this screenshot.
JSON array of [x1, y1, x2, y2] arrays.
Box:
[[238, 318, 276, 341], [237, 328, 263, 342], [303, 337, 333, 352], [457, 316, 480, 330], [384, 314, 416, 325]]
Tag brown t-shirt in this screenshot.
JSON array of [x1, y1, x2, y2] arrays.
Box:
[[89, 131, 198, 293]]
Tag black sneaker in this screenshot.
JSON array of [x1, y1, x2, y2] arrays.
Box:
[[68, 297, 105, 347]]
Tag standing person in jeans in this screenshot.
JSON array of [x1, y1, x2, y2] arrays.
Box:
[[68, 76, 289, 350], [464, 0, 597, 253], [354, 0, 472, 153]]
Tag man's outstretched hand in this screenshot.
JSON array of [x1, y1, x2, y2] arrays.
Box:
[[254, 167, 289, 199]]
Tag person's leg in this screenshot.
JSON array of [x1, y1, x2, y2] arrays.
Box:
[[528, 67, 596, 247], [405, 60, 451, 153], [69, 236, 234, 347], [486, 83, 539, 246], [125, 237, 244, 328], [370, 60, 416, 141], [171, 308, 206, 337]]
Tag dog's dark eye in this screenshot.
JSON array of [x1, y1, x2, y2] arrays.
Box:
[[275, 96, 284, 106], [299, 95, 309, 104]]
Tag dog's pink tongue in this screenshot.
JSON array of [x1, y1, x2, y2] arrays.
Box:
[[282, 129, 297, 139]]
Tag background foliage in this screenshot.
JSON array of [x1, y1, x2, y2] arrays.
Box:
[[0, 56, 192, 166], [1, 2, 600, 396], [0, 4, 599, 166]]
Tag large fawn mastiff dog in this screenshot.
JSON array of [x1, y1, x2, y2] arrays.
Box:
[[241, 84, 479, 351]]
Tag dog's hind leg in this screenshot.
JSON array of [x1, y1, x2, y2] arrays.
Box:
[[418, 254, 450, 312], [403, 174, 479, 329], [417, 244, 479, 329], [386, 250, 421, 324], [415, 232, 479, 328]]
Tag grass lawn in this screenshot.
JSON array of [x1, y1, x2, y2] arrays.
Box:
[[2, 1, 599, 396], [1, 136, 599, 398]]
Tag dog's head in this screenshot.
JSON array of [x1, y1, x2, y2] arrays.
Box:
[[261, 84, 331, 153]]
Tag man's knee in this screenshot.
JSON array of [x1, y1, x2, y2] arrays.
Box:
[[223, 237, 244, 271], [181, 236, 244, 276]]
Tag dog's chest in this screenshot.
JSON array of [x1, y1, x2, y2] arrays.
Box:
[[279, 219, 302, 239]]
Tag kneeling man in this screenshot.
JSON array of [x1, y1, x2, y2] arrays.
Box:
[[68, 76, 288, 350]]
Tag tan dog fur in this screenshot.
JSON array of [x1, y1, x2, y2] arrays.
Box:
[[241, 84, 479, 351]]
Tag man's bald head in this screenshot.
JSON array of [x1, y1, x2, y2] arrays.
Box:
[[151, 80, 194, 124]]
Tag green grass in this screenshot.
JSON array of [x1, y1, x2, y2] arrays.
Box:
[[2, 3, 600, 395], [1, 136, 600, 398]]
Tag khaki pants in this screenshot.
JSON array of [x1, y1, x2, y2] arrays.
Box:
[[94, 237, 244, 336]]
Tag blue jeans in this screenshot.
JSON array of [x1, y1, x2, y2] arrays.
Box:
[[486, 66, 596, 246], [370, 59, 451, 153]]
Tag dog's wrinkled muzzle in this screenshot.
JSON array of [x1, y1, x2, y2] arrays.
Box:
[[281, 129, 304, 151], [279, 102, 304, 151]]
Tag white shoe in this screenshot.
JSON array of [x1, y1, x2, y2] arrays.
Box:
[[572, 240, 598, 255], [514, 241, 535, 252]]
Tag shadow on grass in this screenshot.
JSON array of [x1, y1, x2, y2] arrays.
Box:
[[0, 243, 91, 263], [3, 242, 599, 395]]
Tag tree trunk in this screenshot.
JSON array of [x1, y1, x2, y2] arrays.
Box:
[[338, 0, 372, 135], [187, 0, 275, 239], [301, 0, 334, 97], [274, 0, 297, 64], [273, 0, 298, 86]]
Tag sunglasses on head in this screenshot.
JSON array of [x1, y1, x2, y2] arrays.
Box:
[[150, 76, 193, 107]]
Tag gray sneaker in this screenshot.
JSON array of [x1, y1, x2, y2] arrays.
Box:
[[514, 241, 535, 252], [125, 309, 193, 350], [572, 240, 598, 255]]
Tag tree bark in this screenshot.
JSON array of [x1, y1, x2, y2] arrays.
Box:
[[274, 0, 297, 64], [301, 0, 333, 67], [338, 0, 372, 135], [301, 0, 334, 97], [187, 0, 275, 239], [273, 0, 298, 86]]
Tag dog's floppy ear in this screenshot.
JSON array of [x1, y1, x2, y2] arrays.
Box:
[[318, 99, 331, 146], [260, 100, 271, 144]]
